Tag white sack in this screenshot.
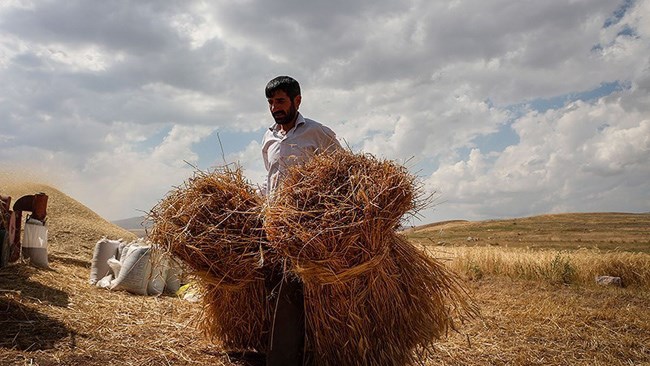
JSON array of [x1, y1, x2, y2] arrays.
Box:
[[89, 237, 121, 285], [147, 250, 168, 296], [164, 258, 182, 294], [110, 245, 152, 296], [96, 274, 114, 289], [22, 219, 48, 268], [107, 257, 122, 278]]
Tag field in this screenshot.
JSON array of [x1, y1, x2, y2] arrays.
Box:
[[1, 177, 649, 365], [405, 212, 650, 253], [406, 213, 650, 365]]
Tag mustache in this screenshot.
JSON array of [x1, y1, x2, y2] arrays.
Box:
[[273, 111, 286, 117]]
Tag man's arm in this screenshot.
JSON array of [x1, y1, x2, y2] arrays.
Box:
[[317, 125, 342, 153]]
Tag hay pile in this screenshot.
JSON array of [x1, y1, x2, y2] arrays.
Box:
[[265, 150, 474, 365], [147, 166, 272, 351], [0, 173, 136, 254], [149, 151, 474, 365]]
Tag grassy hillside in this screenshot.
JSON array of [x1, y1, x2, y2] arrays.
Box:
[[405, 212, 650, 253], [405, 212, 650, 364], [405, 212, 650, 288]]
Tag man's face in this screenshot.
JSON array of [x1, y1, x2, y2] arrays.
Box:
[[267, 90, 301, 125]]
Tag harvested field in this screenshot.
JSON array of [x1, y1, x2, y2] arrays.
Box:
[[1, 173, 649, 365], [428, 277, 650, 365]]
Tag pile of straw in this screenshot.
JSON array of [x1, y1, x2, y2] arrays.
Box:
[[147, 166, 272, 351], [265, 150, 475, 365]]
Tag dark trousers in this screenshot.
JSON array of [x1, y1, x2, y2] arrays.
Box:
[[265, 272, 306, 366]]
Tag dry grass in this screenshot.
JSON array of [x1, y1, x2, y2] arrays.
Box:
[[427, 278, 650, 365], [1, 171, 649, 365], [407, 212, 650, 365], [405, 212, 650, 288], [0, 174, 228, 365], [406, 212, 650, 253], [147, 166, 273, 352], [265, 150, 475, 366], [437, 246, 650, 288], [148, 167, 267, 285], [147, 151, 474, 365]]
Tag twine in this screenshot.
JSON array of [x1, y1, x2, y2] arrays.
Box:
[[294, 245, 391, 285]]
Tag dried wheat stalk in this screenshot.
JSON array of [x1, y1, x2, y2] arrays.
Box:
[[148, 165, 274, 351], [265, 150, 476, 365]]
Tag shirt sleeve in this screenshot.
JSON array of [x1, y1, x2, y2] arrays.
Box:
[[316, 125, 342, 153], [261, 130, 271, 172]]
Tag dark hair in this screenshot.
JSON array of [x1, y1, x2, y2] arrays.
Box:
[[265, 76, 301, 99]]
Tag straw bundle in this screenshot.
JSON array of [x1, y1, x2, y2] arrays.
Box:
[[265, 150, 475, 366], [148, 166, 272, 351]]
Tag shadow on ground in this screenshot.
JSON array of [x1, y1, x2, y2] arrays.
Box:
[[49, 254, 90, 269], [0, 263, 73, 351], [0, 297, 71, 351], [0, 264, 70, 307]]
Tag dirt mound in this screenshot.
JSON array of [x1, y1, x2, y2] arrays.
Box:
[[1, 173, 136, 257]]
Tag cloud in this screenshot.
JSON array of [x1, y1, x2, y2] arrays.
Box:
[[0, 1, 181, 53], [0, 0, 648, 222], [225, 139, 267, 187], [426, 77, 650, 220], [76, 124, 216, 215]]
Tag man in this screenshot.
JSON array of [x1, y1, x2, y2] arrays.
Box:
[[261, 76, 341, 366], [262, 76, 341, 196]]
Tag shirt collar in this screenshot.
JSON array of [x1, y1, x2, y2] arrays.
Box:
[[268, 112, 305, 132]]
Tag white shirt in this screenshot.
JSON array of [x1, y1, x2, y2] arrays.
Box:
[[262, 113, 341, 195]]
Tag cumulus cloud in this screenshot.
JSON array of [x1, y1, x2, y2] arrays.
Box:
[[225, 140, 267, 187], [427, 78, 650, 220], [0, 0, 648, 222]]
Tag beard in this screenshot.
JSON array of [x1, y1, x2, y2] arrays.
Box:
[[273, 104, 298, 125]]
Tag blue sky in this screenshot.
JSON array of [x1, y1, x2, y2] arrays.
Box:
[[1, 0, 648, 224], [467, 81, 627, 155]]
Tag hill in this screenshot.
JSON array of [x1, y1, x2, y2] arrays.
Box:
[[111, 215, 152, 238], [111, 216, 150, 230], [405, 212, 650, 253]]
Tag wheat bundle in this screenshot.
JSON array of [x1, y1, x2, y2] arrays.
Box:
[[148, 166, 272, 351], [265, 150, 474, 365], [198, 279, 270, 351]]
